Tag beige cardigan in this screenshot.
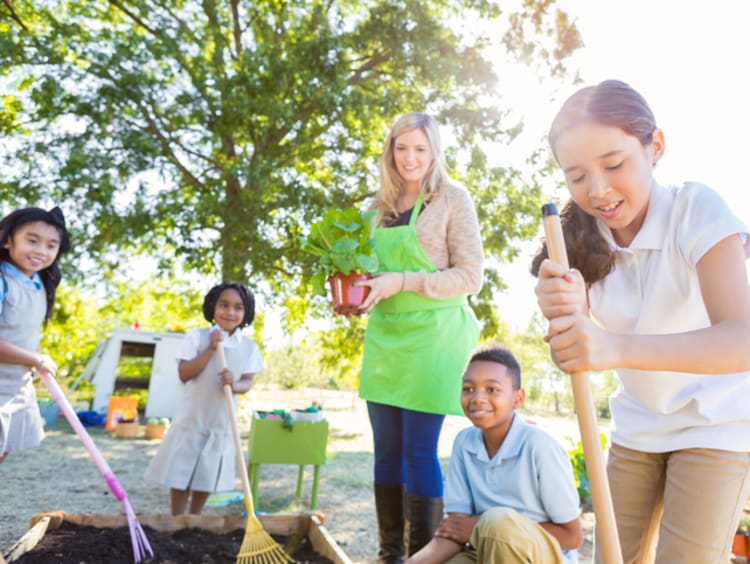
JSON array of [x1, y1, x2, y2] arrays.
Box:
[[389, 183, 484, 300]]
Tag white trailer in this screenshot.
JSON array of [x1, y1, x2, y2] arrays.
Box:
[[83, 328, 186, 419]]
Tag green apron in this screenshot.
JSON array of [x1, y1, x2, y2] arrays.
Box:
[[359, 198, 480, 415]]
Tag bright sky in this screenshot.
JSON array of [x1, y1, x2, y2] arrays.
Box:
[[493, 0, 750, 330]]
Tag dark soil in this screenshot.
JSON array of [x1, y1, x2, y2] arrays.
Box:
[[14, 521, 334, 564]]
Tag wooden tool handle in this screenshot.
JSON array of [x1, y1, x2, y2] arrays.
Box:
[[542, 203, 623, 564], [217, 344, 255, 515]]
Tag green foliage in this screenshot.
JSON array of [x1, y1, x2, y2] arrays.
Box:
[[115, 357, 153, 381], [566, 433, 608, 507], [476, 310, 622, 421], [302, 208, 379, 295], [261, 324, 363, 390], [262, 342, 328, 390], [485, 312, 573, 415], [591, 371, 619, 418], [37, 272, 203, 394], [67, 381, 95, 409], [460, 149, 559, 338], [1, 0, 581, 340], [317, 317, 367, 390], [39, 283, 104, 387], [94, 276, 204, 335]]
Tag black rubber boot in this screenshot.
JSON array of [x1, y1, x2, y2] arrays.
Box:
[[375, 483, 406, 564], [405, 493, 444, 556]]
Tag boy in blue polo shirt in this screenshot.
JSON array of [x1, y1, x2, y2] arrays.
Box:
[[407, 343, 582, 563]]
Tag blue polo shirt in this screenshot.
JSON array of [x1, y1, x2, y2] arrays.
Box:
[[445, 413, 580, 562], [0, 261, 43, 314]]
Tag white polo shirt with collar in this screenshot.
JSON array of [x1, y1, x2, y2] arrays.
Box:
[[177, 325, 263, 376], [589, 181, 750, 453]]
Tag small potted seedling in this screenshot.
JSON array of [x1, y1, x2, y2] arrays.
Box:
[[303, 207, 379, 315], [145, 417, 170, 440], [114, 416, 140, 439], [733, 517, 750, 558]]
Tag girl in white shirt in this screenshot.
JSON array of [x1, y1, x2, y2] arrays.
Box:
[[533, 79, 750, 563], [144, 282, 262, 515]]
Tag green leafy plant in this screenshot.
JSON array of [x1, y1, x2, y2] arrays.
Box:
[[302, 208, 379, 295], [148, 417, 170, 425], [567, 432, 608, 507]]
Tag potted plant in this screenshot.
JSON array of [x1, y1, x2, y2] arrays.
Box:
[[145, 417, 170, 440], [114, 416, 141, 439], [303, 207, 379, 315], [733, 516, 750, 558]]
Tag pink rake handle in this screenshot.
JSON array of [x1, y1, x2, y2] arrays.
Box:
[[39, 370, 153, 563]]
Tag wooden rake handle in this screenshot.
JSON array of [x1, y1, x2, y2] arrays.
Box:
[[217, 343, 256, 516], [542, 203, 623, 564]]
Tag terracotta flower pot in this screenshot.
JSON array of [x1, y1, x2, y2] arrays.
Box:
[[328, 272, 371, 315], [732, 531, 748, 557], [145, 422, 169, 440]]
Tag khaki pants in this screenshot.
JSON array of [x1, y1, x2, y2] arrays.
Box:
[[447, 507, 564, 564], [595, 443, 750, 564]]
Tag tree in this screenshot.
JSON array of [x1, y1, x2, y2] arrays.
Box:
[[0, 0, 581, 336], [261, 326, 362, 390]]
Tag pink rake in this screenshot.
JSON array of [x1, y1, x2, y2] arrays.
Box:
[[39, 370, 153, 563]]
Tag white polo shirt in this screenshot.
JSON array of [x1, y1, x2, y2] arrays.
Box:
[[589, 181, 750, 452], [177, 325, 263, 376]]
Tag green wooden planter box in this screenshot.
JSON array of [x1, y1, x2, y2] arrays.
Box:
[[247, 415, 329, 509]]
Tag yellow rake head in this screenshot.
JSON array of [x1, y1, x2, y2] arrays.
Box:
[[235, 512, 293, 564], [236, 527, 293, 564]]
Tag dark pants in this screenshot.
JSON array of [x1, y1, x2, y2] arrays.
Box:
[[367, 400, 445, 496]]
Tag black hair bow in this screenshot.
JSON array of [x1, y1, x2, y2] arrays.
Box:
[[48, 206, 66, 227]]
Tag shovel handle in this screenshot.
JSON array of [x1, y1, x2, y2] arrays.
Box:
[[542, 203, 623, 564]]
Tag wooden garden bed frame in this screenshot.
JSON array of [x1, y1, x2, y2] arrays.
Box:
[[4, 510, 352, 564]]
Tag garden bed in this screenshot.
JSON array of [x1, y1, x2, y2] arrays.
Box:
[[5, 511, 351, 564]]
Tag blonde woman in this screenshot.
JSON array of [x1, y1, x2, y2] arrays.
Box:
[[356, 113, 484, 562]]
